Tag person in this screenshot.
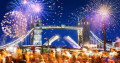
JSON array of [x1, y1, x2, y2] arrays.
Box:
[[101, 52, 108, 63], [105, 53, 115, 63], [62, 50, 70, 63], [70, 51, 79, 63], [62, 55, 70, 63], [78, 52, 83, 63], [25, 51, 30, 63], [109, 48, 117, 63], [80, 48, 89, 63], [43, 53, 49, 63], [22, 53, 26, 62], [109, 48, 117, 57], [1, 49, 7, 63], [47, 53, 57, 63], [39, 55, 45, 63], [55, 52, 62, 63], [92, 49, 101, 63], [116, 51, 120, 63], [50, 50, 55, 57]]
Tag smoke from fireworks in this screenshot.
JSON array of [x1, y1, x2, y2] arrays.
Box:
[[1, 11, 27, 38]]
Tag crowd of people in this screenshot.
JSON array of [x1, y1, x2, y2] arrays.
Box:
[[0, 47, 120, 63]]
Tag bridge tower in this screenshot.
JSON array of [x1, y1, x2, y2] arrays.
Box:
[[33, 19, 42, 45], [78, 14, 90, 47], [82, 14, 90, 47]]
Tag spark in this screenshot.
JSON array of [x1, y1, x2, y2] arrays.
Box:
[[9, 0, 63, 24], [98, 5, 111, 18], [84, 0, 120, 40], [1, 11, 27, 38], [31, 4, 42, 13]]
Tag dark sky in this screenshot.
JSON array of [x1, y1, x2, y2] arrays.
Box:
[[0, 0, 119, 47]]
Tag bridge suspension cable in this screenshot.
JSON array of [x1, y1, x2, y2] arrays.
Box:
[[90, 31, 113, 49], [0, 28, 34, 49]]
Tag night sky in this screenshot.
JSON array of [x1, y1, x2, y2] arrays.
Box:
[[0, 0, 120, 48]]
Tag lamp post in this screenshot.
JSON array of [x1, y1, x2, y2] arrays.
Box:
[[44, 38, 50, 52], [103, 18, 106, 51], [98, 5, 110, 51]]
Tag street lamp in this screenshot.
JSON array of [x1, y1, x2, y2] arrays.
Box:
[[98, 5, 111, 51], [44, 38, 50, 50], [44, 35, 60, 52]]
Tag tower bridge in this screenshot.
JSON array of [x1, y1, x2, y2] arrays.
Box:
[[0, 15, 113, 50], [32, 14, 89, 47], [32, 19, 84, 46]]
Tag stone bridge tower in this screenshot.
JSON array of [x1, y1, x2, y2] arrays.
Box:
[[78, 14, 90, 47], [33, 19, 42, 45]]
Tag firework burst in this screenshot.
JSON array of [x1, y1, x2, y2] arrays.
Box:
[[83, 0, 120, 39], [2, 0, 63, 39], [8, 0, 62, 23], [1, 11, 27, 38]]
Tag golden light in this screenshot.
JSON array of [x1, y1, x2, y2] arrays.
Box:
[[98, 5, 111, 18]]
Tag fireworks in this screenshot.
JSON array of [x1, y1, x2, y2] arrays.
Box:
[[98, 5, 111, 18], [8, 0, 62, 23], [10, 0, 44, 18], [85, 0, 120, 26], [22, 0, 44, 14], [1, 0, 63, 39], [1, 11, 27, 38], [83, 0, 120, 39], [30, 3, 42, 13]]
